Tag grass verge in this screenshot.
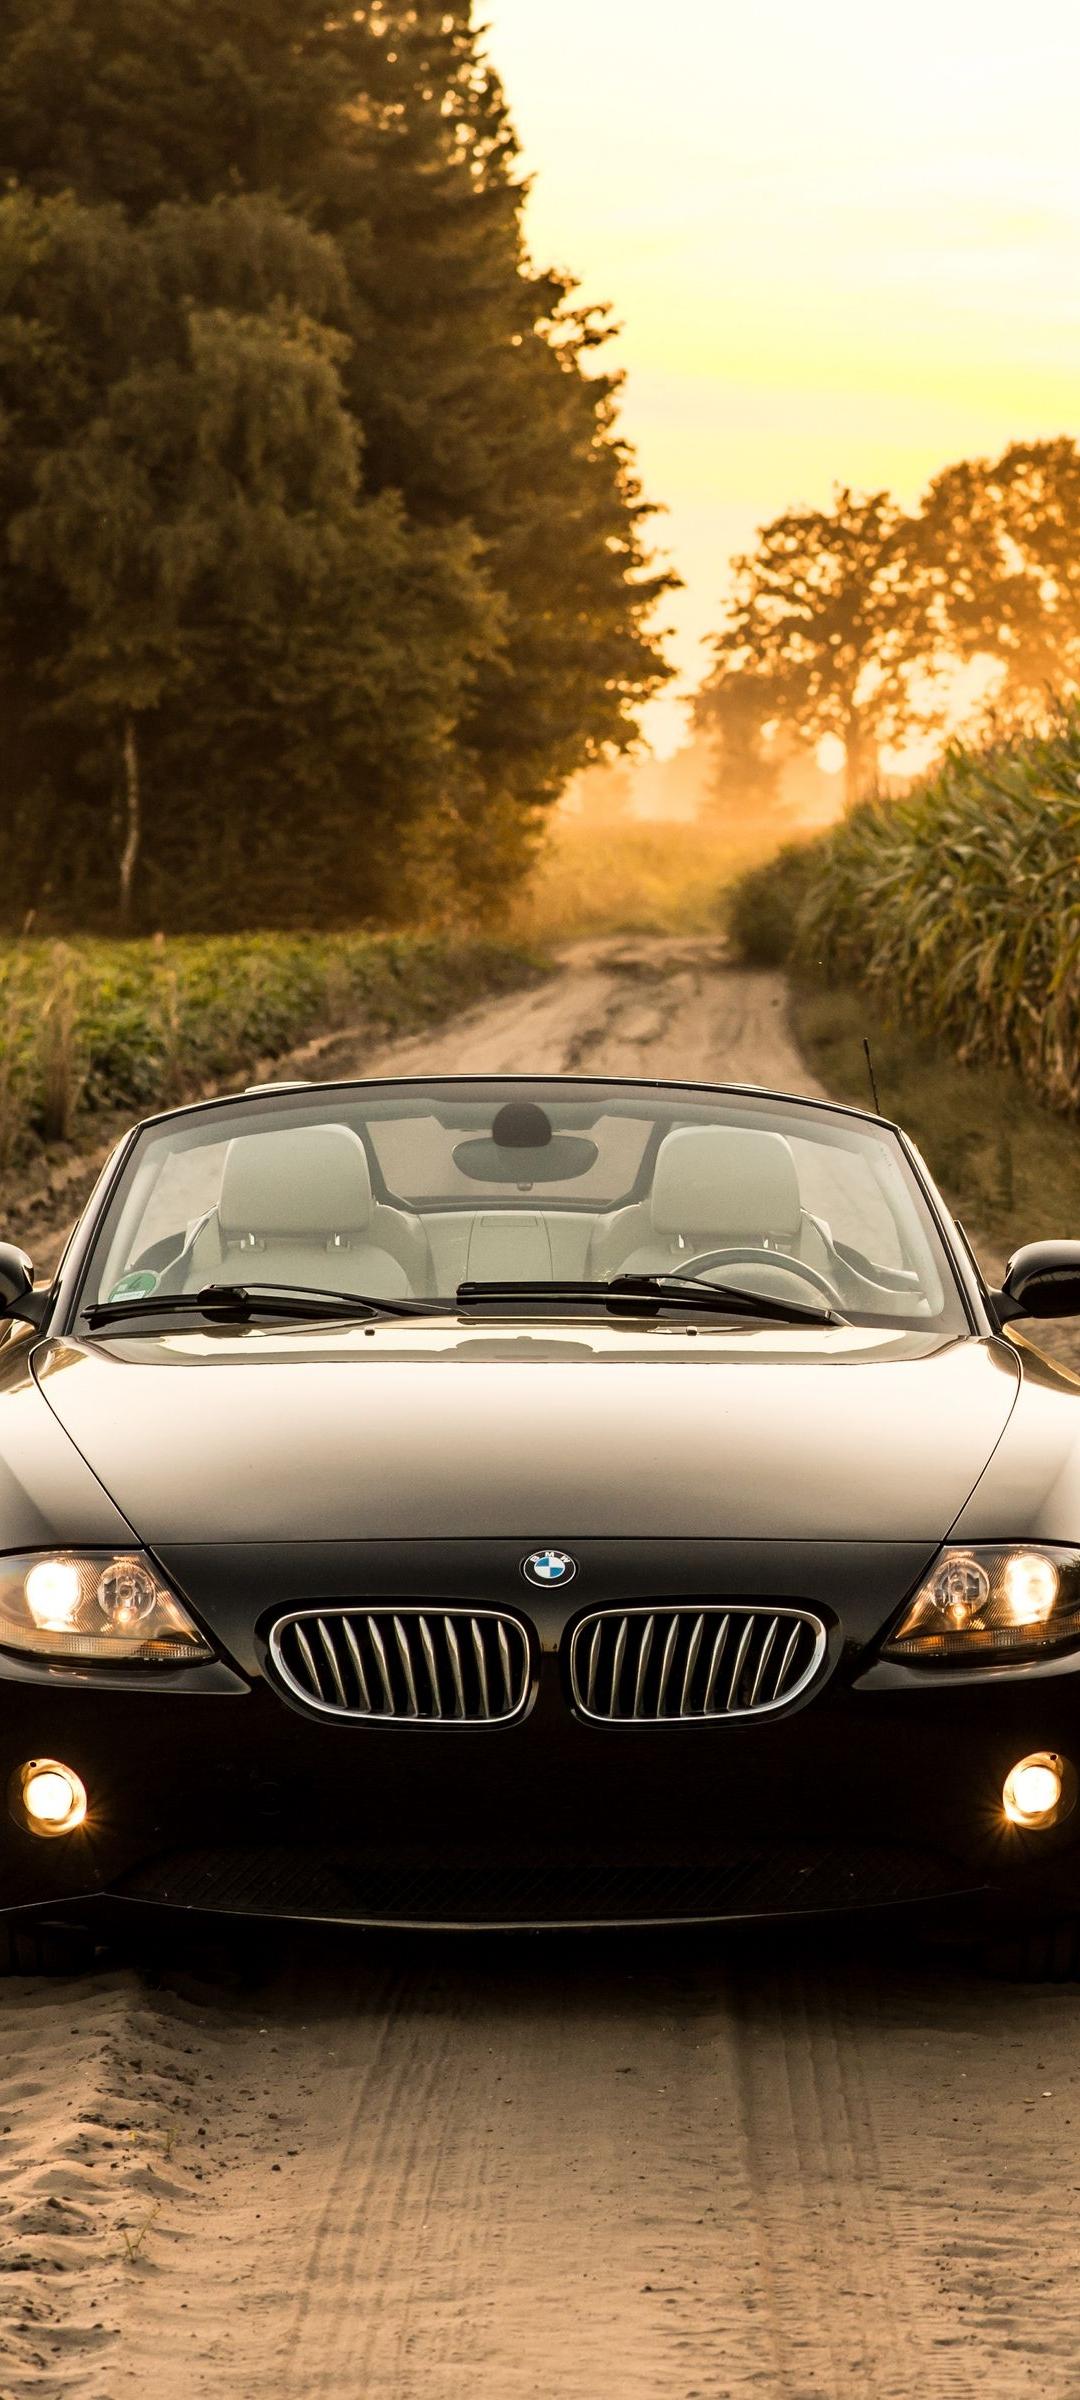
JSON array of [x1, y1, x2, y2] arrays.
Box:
[[791, 970, 1080, 1257], [0, 930, 543, 1185]]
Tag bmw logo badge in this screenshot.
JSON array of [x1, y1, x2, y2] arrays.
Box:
[[522, 1549, 577, 1588]]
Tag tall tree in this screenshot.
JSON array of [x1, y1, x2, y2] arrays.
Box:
[[918, 439, 1080, 721], [0, 0, 675, 914], [696, 489, 934, 808], [0, 192, 500, 925]]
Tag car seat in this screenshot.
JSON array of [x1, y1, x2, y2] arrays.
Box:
[[587, 1125, 830, 1280], [189, 1126, 420, 1299]]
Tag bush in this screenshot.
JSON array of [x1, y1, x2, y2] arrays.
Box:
[[724, 842, 818, 967]]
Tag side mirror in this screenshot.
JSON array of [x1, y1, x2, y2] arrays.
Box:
[[994, 1241, 1080, 1323], [0, 1243, 40, 1325]]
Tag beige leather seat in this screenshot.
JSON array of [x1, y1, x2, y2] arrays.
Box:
[[589, 1125, 825, 1280], [191, 1126, 415, 1298]]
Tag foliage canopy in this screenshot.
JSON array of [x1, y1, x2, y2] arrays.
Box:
[[698, 441, 1080, 808], [0, 2, 675, 928]]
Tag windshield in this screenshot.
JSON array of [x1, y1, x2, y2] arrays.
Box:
[[78, 1078, 965, 1331]]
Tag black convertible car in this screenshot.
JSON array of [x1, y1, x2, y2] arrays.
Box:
[[2, 1071, 1080, 1970]]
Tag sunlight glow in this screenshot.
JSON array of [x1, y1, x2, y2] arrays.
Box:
[[815, 736, 846, 778], [487, 0, 1080, 752]]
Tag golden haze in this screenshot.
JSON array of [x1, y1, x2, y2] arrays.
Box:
[[489, 0, 1080, 756]]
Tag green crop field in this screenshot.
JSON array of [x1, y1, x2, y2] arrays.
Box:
[[725, 712, 1080, 1256], [729, 711, 1080, 1120]]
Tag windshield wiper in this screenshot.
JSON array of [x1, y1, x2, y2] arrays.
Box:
[[456, 1275, 841, 1327], [85, 1274, 840, 1333], [83, 1282, 444, 1329]]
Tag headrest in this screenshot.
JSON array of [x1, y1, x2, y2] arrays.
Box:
[[219, 1126, 373, 1240], [650, 1127, 802, 1243]]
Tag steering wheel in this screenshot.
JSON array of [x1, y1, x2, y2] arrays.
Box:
[[667, 1247, 841, 1305]]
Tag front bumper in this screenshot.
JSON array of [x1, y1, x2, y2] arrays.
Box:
[[4, 1538, 1080, 1933]]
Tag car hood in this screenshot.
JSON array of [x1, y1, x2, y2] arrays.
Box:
[[31, 1320, 1020, 1545]]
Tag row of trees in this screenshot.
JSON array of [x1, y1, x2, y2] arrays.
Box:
[[696, 442, 1080, 805], [0, 3, 675, 929]]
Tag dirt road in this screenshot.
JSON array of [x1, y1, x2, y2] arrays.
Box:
[[5, 938, 1080, 2400], [331, 932, 809, 1090]]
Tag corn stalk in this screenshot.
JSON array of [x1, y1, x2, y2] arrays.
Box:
[[791, 716, 1080, 1115]]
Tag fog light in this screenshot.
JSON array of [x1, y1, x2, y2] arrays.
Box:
[[18, 1760, 87, 1838], [1003, 1752, 1073, 1830]]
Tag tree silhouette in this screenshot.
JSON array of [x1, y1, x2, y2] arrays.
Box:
[[696, 489, 938, 809]]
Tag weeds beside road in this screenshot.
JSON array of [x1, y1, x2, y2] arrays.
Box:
[[0, 930, 543, 1256], [0, 929, 540, 1172], [0, 812, 781, 1195]]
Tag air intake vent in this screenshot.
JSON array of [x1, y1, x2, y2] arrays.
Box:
[[569, 1605, 826, 1722], [269, 1607, 531, 1724]]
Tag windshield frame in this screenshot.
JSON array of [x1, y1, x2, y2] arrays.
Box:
[[54, 1073, 982, 1340]]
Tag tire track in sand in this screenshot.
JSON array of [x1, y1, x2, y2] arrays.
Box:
[[237, 1939, 788, 2400], [729, 1939, 1080, 2399], [101, 1931, 1080, 2400]]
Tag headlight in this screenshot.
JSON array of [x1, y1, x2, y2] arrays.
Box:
[[885, 1545, 1080, 1663], [0, 1551, 212, 1663]]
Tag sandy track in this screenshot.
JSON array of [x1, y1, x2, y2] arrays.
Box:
[[4, 937, 1080, 2400], [346, 933, 810, 1090], [7, 1934, 1080, 2400]]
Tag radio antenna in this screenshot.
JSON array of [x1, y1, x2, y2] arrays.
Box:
[[863, 1038, 882, 1116]]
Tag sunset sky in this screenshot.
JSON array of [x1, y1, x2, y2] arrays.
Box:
[[488, 0, 1080, 753]]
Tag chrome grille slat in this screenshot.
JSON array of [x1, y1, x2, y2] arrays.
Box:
[[393, 1615, 420, 1717], [496, 1621, 513, 1715], [417, 1616, 443, 1719], [316, 1616, 348, 1710], [773, 1622, 803, 1703], [679, 1613, 705, 1717], [340, 1616, 373, 1713], [471, 1617, 491, 1718], [631, 1614, 655, 1717], [295, 1623, 325, 1703], [655, 1617, 680, 1716], [445, 1616, 466, 1718], [570, 1605, 827, 1723], [725, 1617, 756, 1712], [747, 1614, 780, 1709], [271, 1607, 531, 1725], [368, 1618, 396, 1712], [702, 1615, 731, 1711], [610, 1616, 628, 1715], [585, 1621, 603, 1713]]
